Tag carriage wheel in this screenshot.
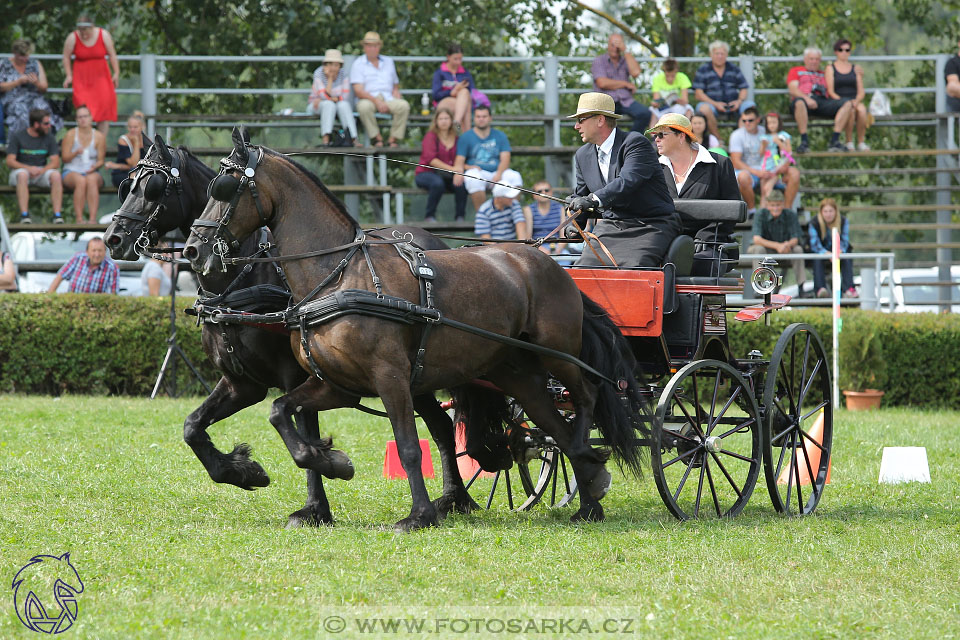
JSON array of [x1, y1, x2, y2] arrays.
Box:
[[651, 359, 762, 520], [762, 323, 833, 515], [454, 403, 577, 512]]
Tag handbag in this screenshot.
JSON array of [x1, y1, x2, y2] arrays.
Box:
[[470, 88, 491, 109], [48, 96, 74, 119]]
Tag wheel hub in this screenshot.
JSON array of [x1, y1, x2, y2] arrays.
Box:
[[704, 436, 722, 453]]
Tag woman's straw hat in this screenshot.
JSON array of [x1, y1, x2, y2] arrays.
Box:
[[645, 113, 699, 142]]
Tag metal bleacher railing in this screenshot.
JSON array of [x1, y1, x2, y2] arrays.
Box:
[[2, 51, 958, 308]]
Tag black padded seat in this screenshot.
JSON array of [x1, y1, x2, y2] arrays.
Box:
[[662, 235, 694, 276], [673, 199, 747, 224]]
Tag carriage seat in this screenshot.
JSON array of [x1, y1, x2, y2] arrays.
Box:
[[662, 234, 694, 276], [673, 199, 747, 224]]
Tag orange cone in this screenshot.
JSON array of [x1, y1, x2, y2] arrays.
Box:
[[778, 410, 831, 485], [383, 439, 435, 479]]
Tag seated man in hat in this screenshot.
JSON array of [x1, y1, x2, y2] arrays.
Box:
[[349, 31, 410, 147], [565, 92, 680, 268]]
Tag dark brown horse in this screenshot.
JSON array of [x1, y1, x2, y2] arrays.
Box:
[[104, 135, 467, 527], [183, 129, 644, 531]]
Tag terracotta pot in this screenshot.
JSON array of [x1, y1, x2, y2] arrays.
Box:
[[843, 389, 884, 410]]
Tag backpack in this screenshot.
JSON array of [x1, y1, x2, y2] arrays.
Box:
[[329, 126, 353, 147]]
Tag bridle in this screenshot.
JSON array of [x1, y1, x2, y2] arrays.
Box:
[[113, 152, 188, 257], [191, 144, 270, 272]]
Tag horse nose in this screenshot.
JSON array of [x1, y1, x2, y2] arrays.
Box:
[[105, 232, 122, 248], [182, 244, 199, 262]]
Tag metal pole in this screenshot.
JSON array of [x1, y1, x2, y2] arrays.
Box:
[[140, 53, 157, 138], [832, 228, 840, 409], [935, 55, 953, 311], [543, 55, 560, 187], [740, 55, 755, 104]]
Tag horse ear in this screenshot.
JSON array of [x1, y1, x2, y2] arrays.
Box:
[[231, 127, 246, 149], [154, 134, 166, 149]]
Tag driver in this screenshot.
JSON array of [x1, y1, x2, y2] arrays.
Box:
[[565, 92, 680, 267]]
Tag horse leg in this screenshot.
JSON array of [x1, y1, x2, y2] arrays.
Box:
[[488, 365, 610, 523], [268, 377, 357, 481], [286, 410, 335, 528], [413, 393, 479, 517], [183, 376, 271, 490], [379, 386, 439, 531]]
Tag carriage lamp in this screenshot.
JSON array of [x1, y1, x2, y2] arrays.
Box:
[[751, 259, 782, 296]]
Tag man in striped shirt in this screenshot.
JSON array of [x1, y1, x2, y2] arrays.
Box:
[[474, 177, 527, 240], [47, 237, 118, 294]]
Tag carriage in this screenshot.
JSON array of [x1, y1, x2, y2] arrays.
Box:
[[452, 199, 834, 520]]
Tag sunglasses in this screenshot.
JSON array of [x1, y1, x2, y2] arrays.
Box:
[[836, 47, 851, 52], [535, 189, 552, 194], [741, 118, 756, 123], [576, 114, 599, 125], [651, 132, 671, 140]]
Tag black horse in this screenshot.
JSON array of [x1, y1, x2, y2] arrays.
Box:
[[104, 136, 470, 527], [183, 130, 646, 531]]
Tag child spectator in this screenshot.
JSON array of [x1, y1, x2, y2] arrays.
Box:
[[526, 179, 563, 253], [307, 49, 360, 147], [431, 44, 479, 134], [690, 113, 721, 150], [810, 197, 856, 298], [758, 111, 795, 201], [825, 38, 870, 150], [414, 107, 467, 221], [650, 58, 693, 119], [474, 174, 526, 240]]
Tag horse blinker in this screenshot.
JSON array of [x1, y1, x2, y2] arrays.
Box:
[[209, 174, 241, 202], [143, 173, 167, 202]]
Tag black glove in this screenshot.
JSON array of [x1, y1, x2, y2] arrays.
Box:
[[567, 195, 596, 214], [563, 225, 582, 240]]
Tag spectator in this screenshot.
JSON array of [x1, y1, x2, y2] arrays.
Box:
[[946, 36, 960, 112], [141, 248, 172, 296], [474, 173, 526, 240], [0, 39, 62, 135], [825, 38, 870, 150], [788, 47, 853, 153], [414, 107, 467, 222], [527, 179, 564, 253], [810, 197, 856, 298], [0, 251, 18, 292], [5, 108, 63, 224], [565, 92, 680, 268], [758, 111, 796, 201], [746, 189, 806, 292], [650, 58, 694, 119], [47, 237, 118, 294], [690, 113, 721, 149], [431, 44, 477, 134], [350, 31, 410, 147], [61, 105, 106, 224], [307, 49, 360, 147], [106, 111, 147, 188], [591, 33, 653, 133], [730, 107, 800, 216], [62, 16, 118, 138], [692, 41, 755, 145], [648, 113, 739, 276], [452, 105, 522, 211]]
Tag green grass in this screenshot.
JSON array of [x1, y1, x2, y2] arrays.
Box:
[[1, 396, 959, 639]]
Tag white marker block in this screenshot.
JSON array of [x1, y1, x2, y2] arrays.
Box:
[[878, 447, 931, 484]]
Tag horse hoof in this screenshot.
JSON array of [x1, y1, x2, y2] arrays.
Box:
[[313, 448, 355, 481], [394, 513, 439, 532], [286, 507, 334, 528], [585, 467, 611, 500], [570, 503, 604, 522], [433, 488, 479, 517]]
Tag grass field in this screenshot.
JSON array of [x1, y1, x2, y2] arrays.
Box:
[[2, 395, 958, 639]]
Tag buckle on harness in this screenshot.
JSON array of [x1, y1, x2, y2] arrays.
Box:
[[417, 266, 435, 278]]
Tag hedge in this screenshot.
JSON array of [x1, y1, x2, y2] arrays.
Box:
[[2, 296, 960, 408], [0, 294, 219, 396]]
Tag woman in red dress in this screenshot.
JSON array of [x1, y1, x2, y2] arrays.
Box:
[[61, 15, 118, 137]]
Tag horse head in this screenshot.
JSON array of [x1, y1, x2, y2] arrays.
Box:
[[104, 134, 212, 261]]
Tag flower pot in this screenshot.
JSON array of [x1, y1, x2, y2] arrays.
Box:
[[843, 389, 884, 410]]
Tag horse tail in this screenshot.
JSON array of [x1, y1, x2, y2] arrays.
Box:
[[578, 291, 648, 478], [449, 385, 514, 472]]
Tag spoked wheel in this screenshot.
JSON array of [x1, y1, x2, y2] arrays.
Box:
[[652, 359, 762, 520], [762, 323, 833, 515], [455, 403, 578, 511]]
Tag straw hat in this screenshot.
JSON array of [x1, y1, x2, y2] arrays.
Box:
[[567, 92, 622, 120], [645, 113, 699, 142], [361, 31, 382, 44], [322, 49, 344, 64]]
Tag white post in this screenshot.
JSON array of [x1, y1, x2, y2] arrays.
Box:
[[832, 228, 841, 408]]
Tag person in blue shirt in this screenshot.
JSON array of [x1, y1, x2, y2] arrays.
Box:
[[527, 179, 564, 254], [474, 175, 527, 240], [810, 197, 856, 298], [453, 105, 522, 211]]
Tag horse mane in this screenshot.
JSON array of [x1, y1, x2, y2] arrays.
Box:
[[261, 147, 360, 230], [176, 146, 216, 180]]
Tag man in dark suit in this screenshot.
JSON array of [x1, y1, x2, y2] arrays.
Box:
[[565, 93, 680, 268]]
